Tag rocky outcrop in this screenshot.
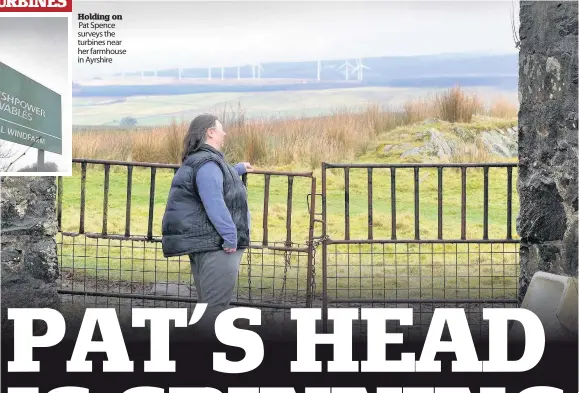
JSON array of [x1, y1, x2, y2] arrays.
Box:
[[1, 176, 61, 336], [517, 1, 578, 301], [480, 128, 518, 158], [424, 128, 455, 158], [392, 125, 518, 160]]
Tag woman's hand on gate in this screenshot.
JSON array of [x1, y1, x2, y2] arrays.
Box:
[[241, 162, 254, 173]]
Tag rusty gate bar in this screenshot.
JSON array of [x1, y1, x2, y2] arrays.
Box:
[[461, 167, 467, 240], [328, 239, 519, 244], [305, 179, 316, 308], [414, 167, 419, 240], [391, 167, 396, 240], [437, 167, 443, 239], [263, 174, 270, 246], [125, 166, 133, 237], [344, 167, 350, 240], [57, 176, 63, 231], [507, 166, 513, 239], [57, 158, 318, 313], [484, 167, 489, 240], [147, 167, 156, 241], [321, 162, 328, 331], [286, 176, 293, 246], [80, 162, 86, 234], [367, 168, 373, 240], [102, 164, 110, 235]]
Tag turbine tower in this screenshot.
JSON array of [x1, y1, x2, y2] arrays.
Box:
[[250, 64, 263, 79], [338, 60, 355, 81], [352, 58, 370, 81], [253, 63, 264, 79], [237, 66, 241, 80], [317, 60, 321, 81], [208, 67, 212, 80], [221, 67, 225, 80]]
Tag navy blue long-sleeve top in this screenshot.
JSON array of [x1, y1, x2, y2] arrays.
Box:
[[195, 161, 250, 249]]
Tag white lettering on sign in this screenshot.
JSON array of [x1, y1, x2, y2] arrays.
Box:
[[0, 90, 47, 122], [0, 125, 46, 145]]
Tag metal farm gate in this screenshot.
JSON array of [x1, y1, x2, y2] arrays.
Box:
[[56, 159, 520, 337], [317, 162, 520, 338]]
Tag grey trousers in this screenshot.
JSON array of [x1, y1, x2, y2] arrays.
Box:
[[189, 248, 244, 336]]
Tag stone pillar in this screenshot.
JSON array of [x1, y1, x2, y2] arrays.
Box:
[[517, 1, 578, 302], [1, 176, 61, 335]]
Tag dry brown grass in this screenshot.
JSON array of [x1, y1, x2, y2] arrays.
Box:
[[403, 97, 433, 124], [72, 86, 518, 169], [219, 106, 383, 168], [72, 130, 132, 160], [401, 86, 493, 124], [487, 96, 519, 118], [448, 138, 497, 164], [434, 86, 485, 123]]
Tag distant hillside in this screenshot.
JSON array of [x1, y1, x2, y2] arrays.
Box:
[[116, 53, 518, 80], [74, 53, 518, 97], [236, 53, 518, 81]]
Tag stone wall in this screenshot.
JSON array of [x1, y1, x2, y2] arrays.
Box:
[[0, 176, 61, 335], [517, 1, 578, 301]]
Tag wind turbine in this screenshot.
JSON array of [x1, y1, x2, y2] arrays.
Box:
[[351, 58, 370, 81], [338, 60, 355, 81], [317, 60, 321, 81], [208, 67, 212, 80], [237, 66, 241, 80], [253, 63, 264, 79], [221, 67, 225, 80]]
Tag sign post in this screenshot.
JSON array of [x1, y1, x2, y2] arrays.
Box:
[[0, 61, 62, 170], [37, 149, 44, 172]]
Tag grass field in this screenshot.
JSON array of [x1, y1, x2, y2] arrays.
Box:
[[61, 87, 521, 304], [72, 86, 518, 126]]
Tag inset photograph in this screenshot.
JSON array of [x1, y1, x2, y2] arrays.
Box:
[[0, 17, 70, 175]]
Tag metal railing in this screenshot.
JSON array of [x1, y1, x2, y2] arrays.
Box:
[[56, 159, 318, 325], [56, 159, 521, 336], [319, 162, 520, 336]]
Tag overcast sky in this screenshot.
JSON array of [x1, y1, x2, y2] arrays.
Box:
[[0, 1, 520, 171], [0, 16, 70, 174], [74, 0, 520, 80]]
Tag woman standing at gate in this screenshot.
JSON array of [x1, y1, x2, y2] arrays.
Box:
[[161, 113, 253, 338]]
